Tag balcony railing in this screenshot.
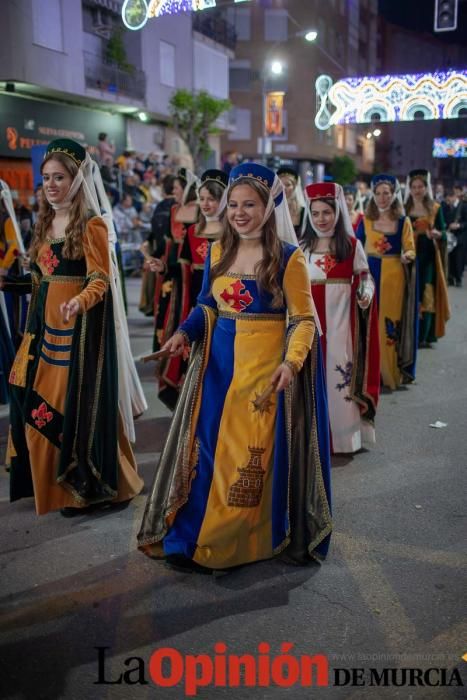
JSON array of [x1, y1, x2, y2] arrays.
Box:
[[83, 51, 146, 100], [193, 11, 236, 51]]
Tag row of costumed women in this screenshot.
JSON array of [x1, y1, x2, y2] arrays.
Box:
[[146, 165, 449, 456], [0, 141, 450, 574]]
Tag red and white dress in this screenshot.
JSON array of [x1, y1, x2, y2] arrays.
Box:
[[304, 237, 380, 454]]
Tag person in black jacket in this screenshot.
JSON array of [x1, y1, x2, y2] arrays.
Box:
[[447, 185, 467, 287], [141, 175, 175, 348]]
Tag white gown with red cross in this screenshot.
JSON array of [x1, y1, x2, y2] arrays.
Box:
[[305, 238, 375, 454]]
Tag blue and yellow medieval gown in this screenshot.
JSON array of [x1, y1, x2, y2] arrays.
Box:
[[138, 241, 332, 569], [357, 216, 418, 390]]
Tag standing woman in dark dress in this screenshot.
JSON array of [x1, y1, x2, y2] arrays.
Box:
[[405, 169, 450, 347]]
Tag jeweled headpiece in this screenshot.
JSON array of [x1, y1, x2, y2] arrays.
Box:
[[45, 139, 86, 167], [229, 162, 283, 206], [200, 169, 228, 189]]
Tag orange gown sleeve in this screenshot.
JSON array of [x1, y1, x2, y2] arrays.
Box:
[[74, 217, 110, 313], [283, 247, 316, 373]]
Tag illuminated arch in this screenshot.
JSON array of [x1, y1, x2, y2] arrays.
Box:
[[444, 97, 467, 118], [400, 97, 438, 121]]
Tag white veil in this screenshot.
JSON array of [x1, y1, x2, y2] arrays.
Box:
[[67, 154, 147, 442], [217, 172, 299, 246], [303, 183, 356, 238], [0, 180, 25, 255], [371, 175, 405, 213], [404, 171, 433, 203], [181, 169, 200, 205]]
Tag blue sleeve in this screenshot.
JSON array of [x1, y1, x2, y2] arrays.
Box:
[[178, 243, 217, 342], [356, 218, 366, 246]]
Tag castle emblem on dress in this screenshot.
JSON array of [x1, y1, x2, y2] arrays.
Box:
[[228, 447, 266, 508]]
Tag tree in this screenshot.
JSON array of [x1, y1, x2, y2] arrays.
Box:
[[329, 155, 358, 186], [105, 28, 133, 73], [169, 90, 232, 173]]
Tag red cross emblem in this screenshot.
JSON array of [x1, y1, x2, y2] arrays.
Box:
[[31, 401, 53, 430], [374, 236, 392, 255], [40, 247, 60, 275], [220, 279, 253, 312], [196, 240, 209, 261], [315, 254, 337, 275]]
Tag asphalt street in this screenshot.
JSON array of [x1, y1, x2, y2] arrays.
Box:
[[0, 278, 466, 700]]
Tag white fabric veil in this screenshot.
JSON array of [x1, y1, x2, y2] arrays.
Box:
[[371, 176, 405, 214], [303, 183, 355, 238], [181, 169, 200, 205], [69, 154, 147, 442], [404, 171, 433, 203], [0, 180, 25, 255], [217, 172, 299, 246]]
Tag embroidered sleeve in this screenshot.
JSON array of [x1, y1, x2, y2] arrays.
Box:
[[434, 203, 447, 240], [355, 218, 366, 247], [354, 240, 375, 301], [283, 247, 315, 373], [75, 217, 110, 313], [402, 217, 416, 261], [179, 242, 217, 342]]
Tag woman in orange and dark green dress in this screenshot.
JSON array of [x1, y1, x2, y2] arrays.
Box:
[[4, 139, 143, 515]]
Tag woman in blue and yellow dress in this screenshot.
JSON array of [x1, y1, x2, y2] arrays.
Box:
[[138, 162, 332, 572], [4, 139, 144, 515], [405, 169, 450, 347], [357, 175, 417, 390]]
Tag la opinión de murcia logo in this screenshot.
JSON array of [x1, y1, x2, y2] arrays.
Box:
[[94, 645, 464, 695]]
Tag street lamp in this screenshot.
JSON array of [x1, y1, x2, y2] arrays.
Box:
[[260, 29, 318, 164], [305, 30, 318, 42], [261, 60, 287, 164], [271, 61, 284, 75]]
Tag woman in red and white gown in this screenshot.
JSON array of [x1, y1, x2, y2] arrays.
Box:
[[301, 182, 380, 454]]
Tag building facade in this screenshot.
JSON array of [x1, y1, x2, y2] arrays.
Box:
[[220, 0, 380, 181], [0, 0, 234, 198]]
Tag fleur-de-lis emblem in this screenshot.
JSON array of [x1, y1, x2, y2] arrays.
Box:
[[31, 401, 53, 429], [40, 247, 60, 275], [315, 254, 337, 275], [374, 236, 392, 255], [220, 279, 253, 312]]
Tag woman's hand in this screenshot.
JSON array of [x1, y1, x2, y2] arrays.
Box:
[[401, 252, 413, 265], [161, 331, 187, 357], [270, 362, 294, 392], [357, 293, 371, 309], [428, 228, 441, 240], [147, 257, 166, 273], [59, 297, 81, 324]]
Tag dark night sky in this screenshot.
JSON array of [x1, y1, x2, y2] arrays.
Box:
[[378, 0, 467, 46]]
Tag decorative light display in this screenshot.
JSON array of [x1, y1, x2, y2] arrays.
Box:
[[315, 70, 467, 130], [122, 0, 244, 30], [432, 137, 467, 158]]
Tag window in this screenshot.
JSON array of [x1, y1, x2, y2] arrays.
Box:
[[226, 7, 251, 41], [32, 0, 63, 52], [264, 9, 288, 42], [194, 42, 229, 99], [228, 108, 252, 141], [229, 60, 253, 91], [160, 41, 175, 88]]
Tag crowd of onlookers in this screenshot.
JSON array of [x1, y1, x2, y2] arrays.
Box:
[[6, 134, 467, 282]]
